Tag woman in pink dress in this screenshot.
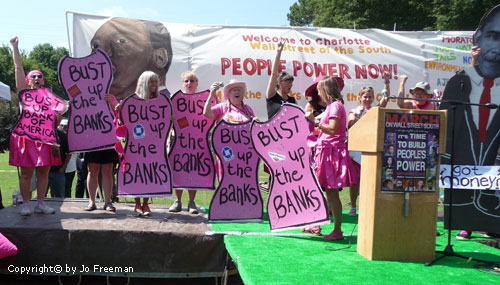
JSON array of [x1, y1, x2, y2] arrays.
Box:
[[9, 36, 63, 216], [306, 76, 360, 241]]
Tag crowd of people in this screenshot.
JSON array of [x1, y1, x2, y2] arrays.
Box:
[[7, 35, 448, 242]]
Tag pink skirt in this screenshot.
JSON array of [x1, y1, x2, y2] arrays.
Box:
[[313, 141, 360, 189], [9, 134, 61, 167]]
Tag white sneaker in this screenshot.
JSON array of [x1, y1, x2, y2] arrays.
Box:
[[34, 202, 55, 214], [187, 200, 198, 214], [169, 200, 182, 212], [20, 203, 31, 216]]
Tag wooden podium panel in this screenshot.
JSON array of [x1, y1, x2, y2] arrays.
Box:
[[349, 107, 447, 261]]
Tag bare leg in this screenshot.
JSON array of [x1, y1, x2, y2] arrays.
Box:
[[142, 198, 150, 213], [19, 167, 35, 202], [134, 198, 142, 212], [35, 166, 51, 203], [175, 189, 183, 202], [188, 190, 197, 202], [100, 163, 114, 203], [325, 188, 343, 233], [349, 184, 359, 209], [87, 163, 100, 204]]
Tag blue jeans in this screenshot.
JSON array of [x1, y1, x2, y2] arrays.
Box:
[[48, 171, 66, 198]]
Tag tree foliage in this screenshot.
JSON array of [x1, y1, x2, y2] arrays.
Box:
[[0, 43, 68, 152], [287, 0, 499, 31]]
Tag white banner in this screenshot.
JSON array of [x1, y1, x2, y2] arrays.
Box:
[[70, 12, 474, 120], [440, 165, 500, 194]]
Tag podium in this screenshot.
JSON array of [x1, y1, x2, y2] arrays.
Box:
[[349, 107, 447, 261]]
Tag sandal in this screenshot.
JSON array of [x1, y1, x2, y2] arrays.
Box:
[[83, 202, 97, 211], [142, 204, 152, 217], [323, 230, 344, 241], [134, 206, 143, 217], [103, 202, 116, 212], [301, 226, 322, 236]]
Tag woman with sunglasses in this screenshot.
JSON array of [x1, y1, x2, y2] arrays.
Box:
[[266, 41, 296, 119], [346, 72, 391, 216], [9, 36, 64, 216], [169, 71, 201, 214]]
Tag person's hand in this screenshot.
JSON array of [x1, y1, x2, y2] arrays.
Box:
[[277, 41, 285, 52], [104, 94, 113, 103], [358, 106, 365, 114], [52, 146, 60, 158], [114, 100, 123, 112], [10, 36, 19, 48], [400, 75, 408, 84], [471, 46, 481, 59], [305, 111, 315, 123], [209, 82, 221, 93], [383, 71, 390, 81], [59, 167, 66, 174]]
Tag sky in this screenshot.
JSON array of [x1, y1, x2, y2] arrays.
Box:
[[0, 0, 297, 53]]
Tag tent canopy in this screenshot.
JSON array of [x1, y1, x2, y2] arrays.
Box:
[[0, 81, 11, 101]]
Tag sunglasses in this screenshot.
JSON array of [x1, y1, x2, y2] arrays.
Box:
[[183, 79, 196, 83], [31, 74, 43, 79], [362, 86, 373, 90]]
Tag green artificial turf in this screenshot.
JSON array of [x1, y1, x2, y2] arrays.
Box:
[[211, 212, 500, 284]]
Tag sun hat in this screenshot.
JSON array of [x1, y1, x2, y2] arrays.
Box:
[[305, 76, 344, 99], [223, 79, 247, 100], [410, 81, 432, 95]]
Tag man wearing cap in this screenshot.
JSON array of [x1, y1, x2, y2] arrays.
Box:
[[396, 75, 436, 110], [440, 5, 500, 239]]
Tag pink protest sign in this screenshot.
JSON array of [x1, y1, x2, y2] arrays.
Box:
[[116, 92, 173, 197], [250, 103, 329, 231], [168, 90, 217, 190], [58, 48, 116, 152], [209, 120, 263, 222], [12, 87, 68, 146]]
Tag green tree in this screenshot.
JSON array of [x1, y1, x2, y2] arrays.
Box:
[[288, 0, 498, 31]]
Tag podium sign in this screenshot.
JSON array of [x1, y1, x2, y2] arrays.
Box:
[[381, 112, 441, 192], [349, 107, 447, 261]]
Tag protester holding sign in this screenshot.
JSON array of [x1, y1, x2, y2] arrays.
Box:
[[83, 94, 119, 212], [123, 71, 166, 216], [396, 75, 437, 110], [306, 76, 360, 241], [169, 72, 201, 214], [9, 36, 66, 216]]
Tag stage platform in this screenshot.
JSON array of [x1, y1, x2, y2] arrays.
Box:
[[211, 212, 500, 284], [0, 200, 225, 278]]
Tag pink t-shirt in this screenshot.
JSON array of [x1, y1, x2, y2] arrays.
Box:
[[317, 100, 347, 144], [212, 103, 255, 123], [411, 100, 436, 110]]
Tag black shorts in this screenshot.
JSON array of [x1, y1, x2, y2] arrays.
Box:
[[84, 149, 119, 164]]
